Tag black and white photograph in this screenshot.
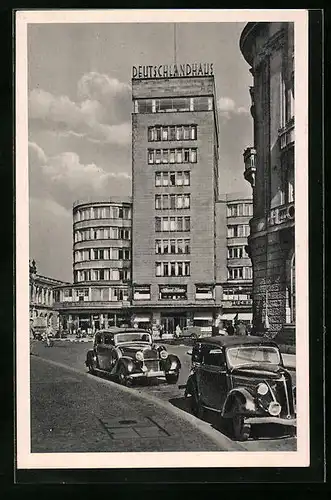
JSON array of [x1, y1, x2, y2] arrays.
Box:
[[16, 9, 309, 469]]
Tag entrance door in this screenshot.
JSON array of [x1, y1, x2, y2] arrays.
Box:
[[161, 314, 186, 335]]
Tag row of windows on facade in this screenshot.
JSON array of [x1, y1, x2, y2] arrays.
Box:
[[227, 203, 253, 217], [73, 206, 131, 223], [74, 248, 131, 262], [155, 261, 191, 277], [155, 239, 190, 255], [148, 148, 197, 165], [155, 194, 190, 210], [228, 267, 252, 280], [155, 216, 190, 232], [148, 125, 197, 142], [227, 225, 250, 238], [74, 268, 131, 283], [74, 227, 131, 242], [133, 96, 213, 114], [155, 171, 190, 187], [59, 287, 129, 303]]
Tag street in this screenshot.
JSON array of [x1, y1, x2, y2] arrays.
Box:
[[30, 339, 296, 453]]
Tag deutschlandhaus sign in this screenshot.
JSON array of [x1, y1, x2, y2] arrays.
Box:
[[132, 63, 214, 79]]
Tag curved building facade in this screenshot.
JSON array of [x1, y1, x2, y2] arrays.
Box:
[[53, 197, 132, 333], [240, 22, 295, 343]]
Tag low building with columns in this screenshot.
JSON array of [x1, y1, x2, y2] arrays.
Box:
[[29, 260, 69, 332]]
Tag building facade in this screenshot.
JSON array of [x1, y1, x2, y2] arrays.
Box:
[[216, 193, 253, 327], [53, 198, 132, 333], [240, 22, 295, 343], [131, 73, 221, 334], [29, 260, 68, 331]]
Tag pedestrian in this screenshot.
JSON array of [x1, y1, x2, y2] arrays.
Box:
[[175, 324, 182, 339], [226, 322, 235, 336], [159, 323, 164, 340], [236, 321, 247, 336]]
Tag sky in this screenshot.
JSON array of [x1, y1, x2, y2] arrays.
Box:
[[28, 21, 253, 282]]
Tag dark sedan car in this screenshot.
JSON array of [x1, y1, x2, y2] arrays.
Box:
[[85, 327, 181, 386], [184, 335, 296, 441]]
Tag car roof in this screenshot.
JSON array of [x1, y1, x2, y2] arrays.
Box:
[[196, 335, 279, 348], [97, 328, 150, 335]]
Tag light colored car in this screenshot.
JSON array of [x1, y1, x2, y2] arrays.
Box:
[[179, 326, 211, 339]]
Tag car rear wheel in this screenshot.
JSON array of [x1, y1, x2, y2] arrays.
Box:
[[165, 371, 179, 384], [231, 401, 251, 441], [190, 389, 204, 419], [118, 365, 131, 387]]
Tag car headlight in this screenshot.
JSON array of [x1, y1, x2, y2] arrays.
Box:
[[268, 401, 281, 416], [257, 382, 269, 396], [160, 349, 168, 359], [135, 351, 144, 361]]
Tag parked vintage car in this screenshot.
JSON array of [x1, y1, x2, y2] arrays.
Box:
[[184, 335, 296, 441], [85, 328, 181, 386], [180, 326, 211, 339]]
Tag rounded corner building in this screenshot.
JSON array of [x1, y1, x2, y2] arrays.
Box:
[[53, 197, 132, 333], [240, 22, 295, 344]]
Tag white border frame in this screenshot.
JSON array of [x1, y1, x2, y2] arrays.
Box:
[[16, 8, 309, 469]]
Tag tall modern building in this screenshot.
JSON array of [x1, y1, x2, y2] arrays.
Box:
[[53, 197, 132, 332], [216, 193, 253, 326], [131, 67, 222, 334], [240, 23, 295, 343]]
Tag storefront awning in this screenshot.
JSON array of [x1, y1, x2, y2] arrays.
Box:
[[238, 313, 252, 321], [194, 312, 213, 320], [221, 313, 236, 320]]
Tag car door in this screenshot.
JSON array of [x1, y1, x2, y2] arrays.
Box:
[[197, 344, 228, 410]]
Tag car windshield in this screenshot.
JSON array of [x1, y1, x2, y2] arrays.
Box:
[[114, 332, 152, 344], [226, 345, 281, 368]]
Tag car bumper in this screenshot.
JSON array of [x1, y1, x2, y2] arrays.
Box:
[[129, 370, 166, 378], [244, 416, 296, 426]]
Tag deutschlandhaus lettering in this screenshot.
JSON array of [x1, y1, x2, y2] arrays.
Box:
[[132, 63, 214, 79]]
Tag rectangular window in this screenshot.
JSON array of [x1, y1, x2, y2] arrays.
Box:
[[170, 239, 176, 254], [190, 149, 197, 163], [133, 285, 151, 300], [155, 172, 161, 186], [176, 149, 183, 163], [170, 195, 176, 210], [155, 127, 161, 141], [148, 150, 154, 164], [184, 195, 190, 208], [169, 127, 176, 141], [170, 217, 176, 231], [169, 150, 176, 163], [156, 262, 162, 276], [177, 262, 183, 276], [184, 171, 190, 186], [190, 126, 197, 140], [183, 127, 189, 140], [183, 149, 190, 163], [155, 195, 161, 210], [155, 150, 161, 164], [170, 172, 176, 186], [155, 239, 161, 254], [184, 217, 190, 231], [163, 240, 169, 254], [163, 217, 169, 231], [162, 149, 169, 164], [176, 171, 183, 186], [195, 285, 213, 300], [177, 217, 183, 232], [184, 239, 190, 254], [162, 171, 169, 186], [162, 127, 168, 141], [155, 217, 161, 232]]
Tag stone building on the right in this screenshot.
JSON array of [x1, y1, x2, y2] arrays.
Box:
[[240, 22, 295, 344]]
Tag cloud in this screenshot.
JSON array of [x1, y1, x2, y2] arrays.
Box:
[[217, 97, 249, 119], [28, 141, 132, 211], [29, 72, 132, 145]]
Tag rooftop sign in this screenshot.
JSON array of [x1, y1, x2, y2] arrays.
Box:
[[132, 63, 214, 80]]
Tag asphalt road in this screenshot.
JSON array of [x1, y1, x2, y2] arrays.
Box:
[[30, 339, 296, 453]]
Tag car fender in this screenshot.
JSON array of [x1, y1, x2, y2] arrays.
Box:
[[222, 388, 257, 417], [164, 354, 181, 372], [85, 349, 97, 366], [184, 373, 197, 398], [115, 356, 135, 374]]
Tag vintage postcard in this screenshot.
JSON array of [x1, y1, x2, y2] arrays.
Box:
[[16, 9, 309, 470]]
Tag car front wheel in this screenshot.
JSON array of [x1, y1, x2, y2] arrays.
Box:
[[165, 371, 179, 384], [231, 401, 251, 441], [118, 365, 131, 387]]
